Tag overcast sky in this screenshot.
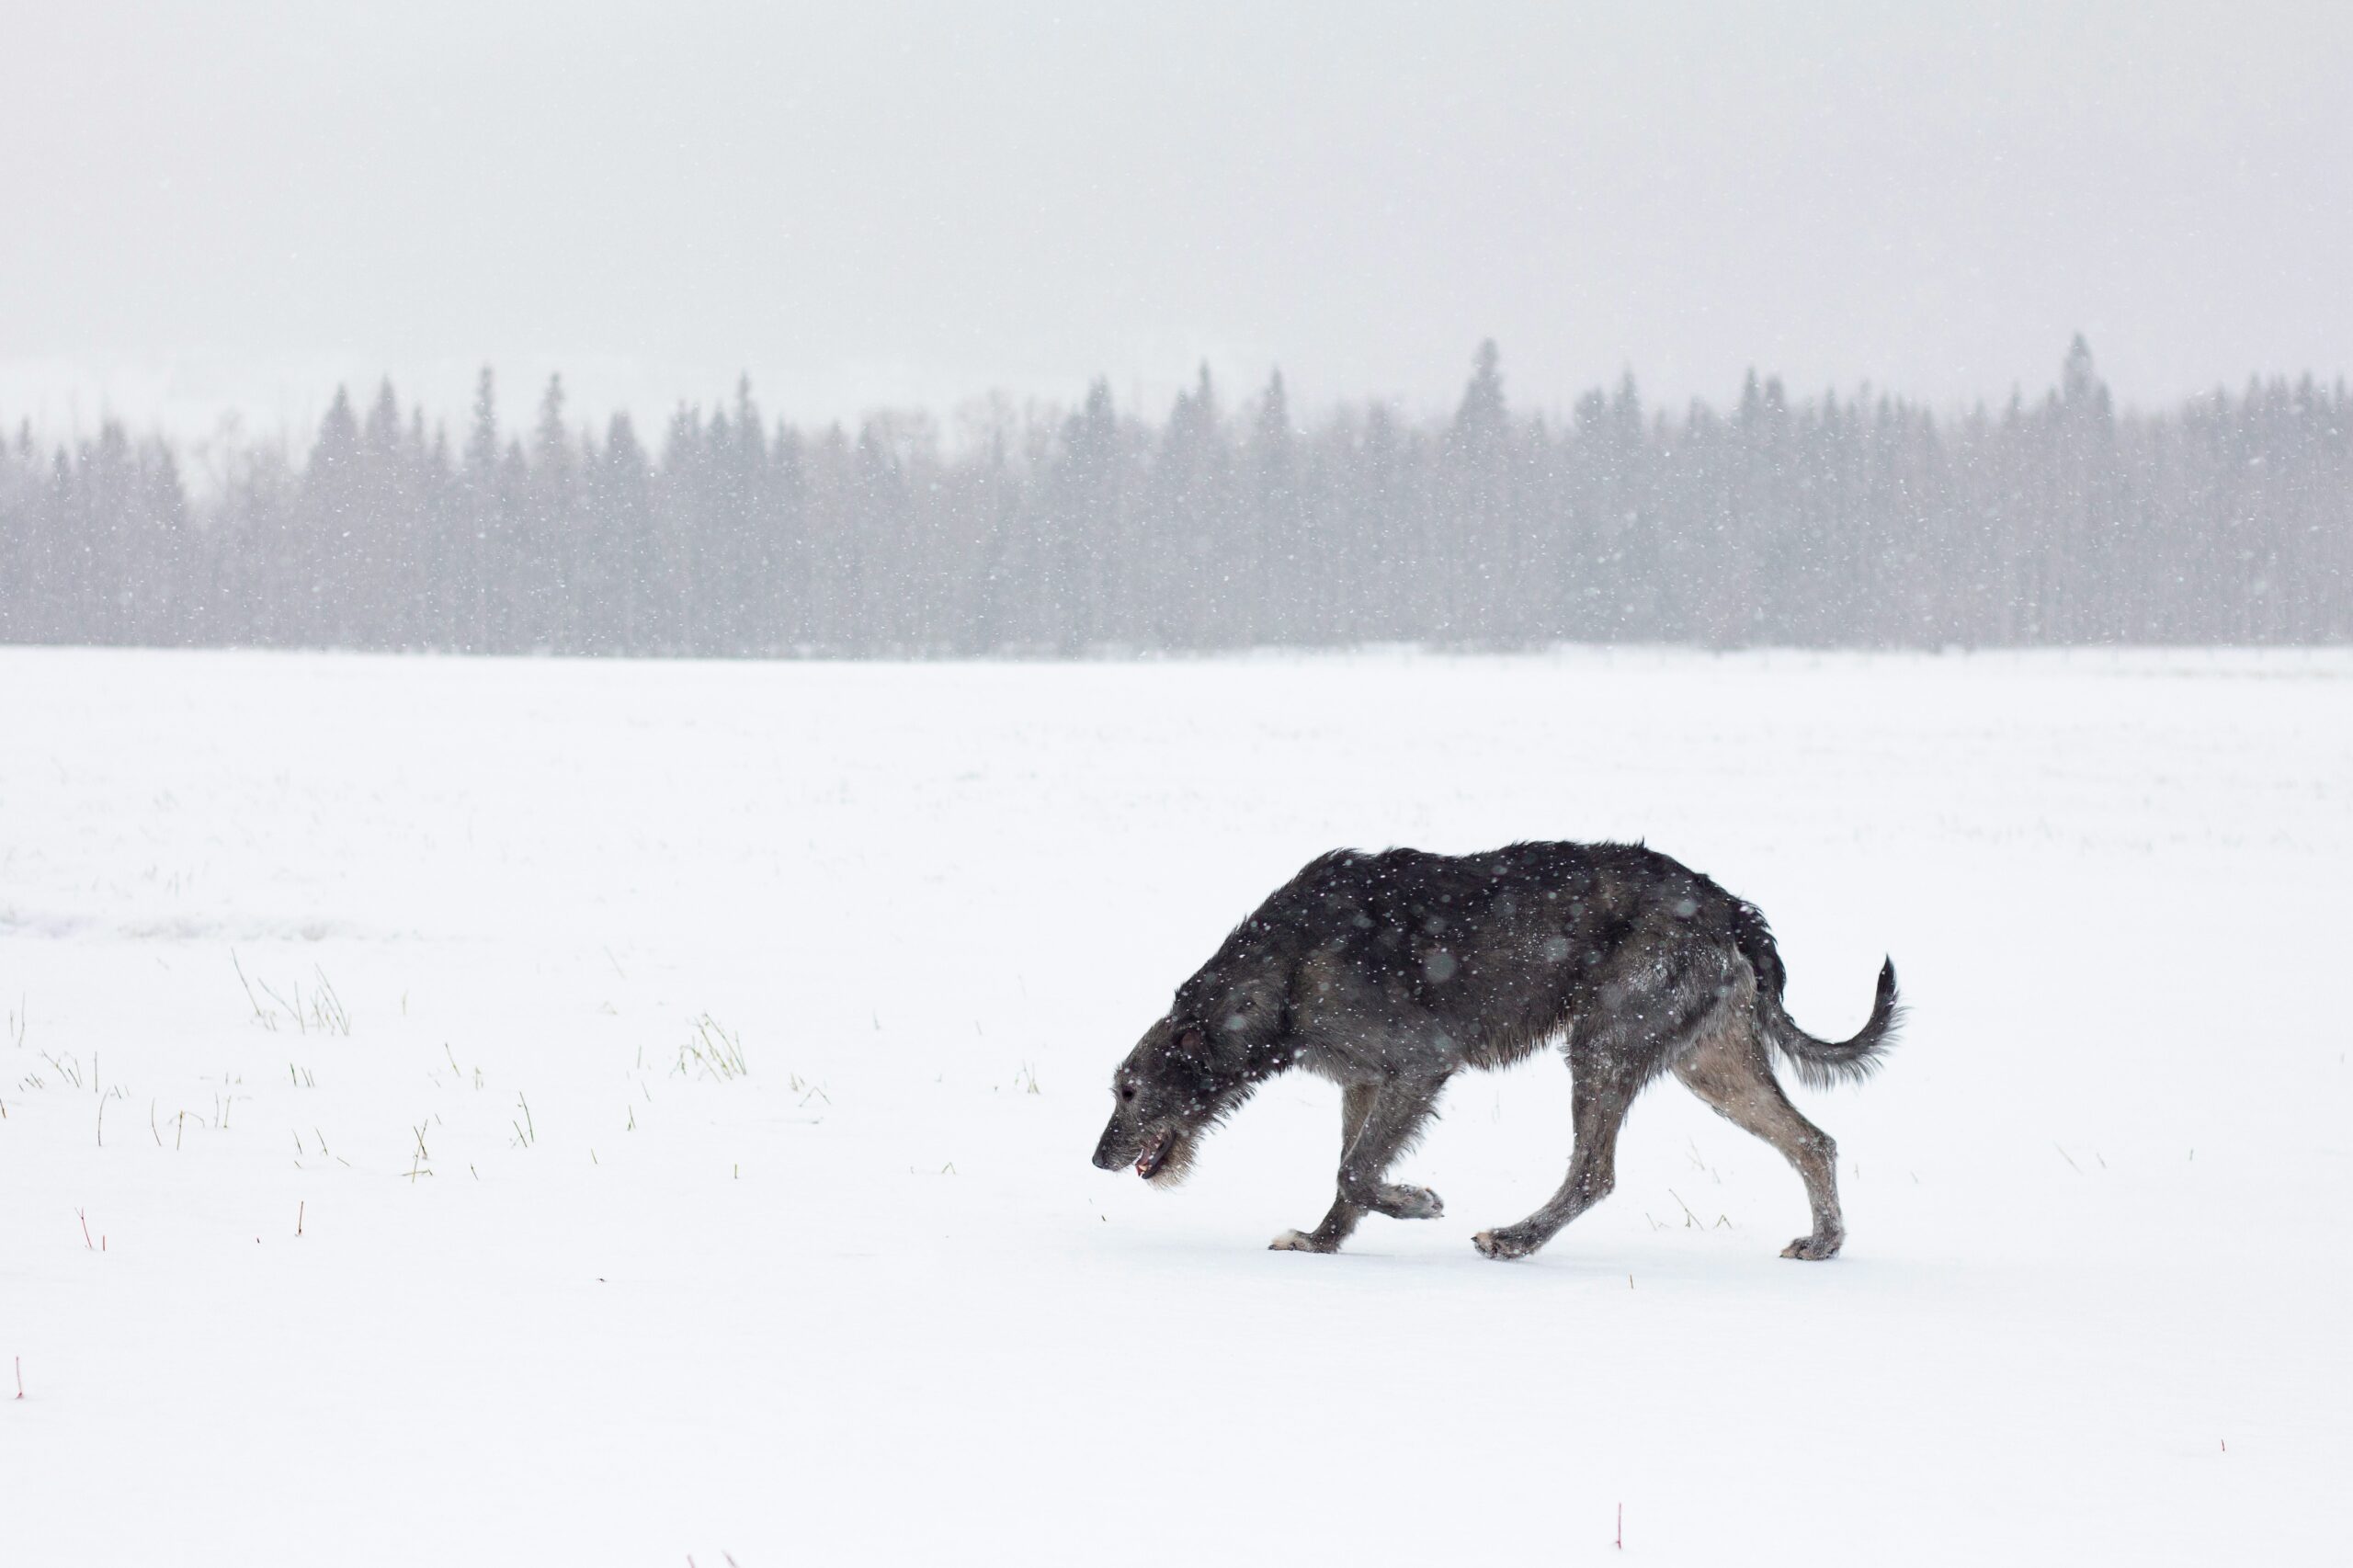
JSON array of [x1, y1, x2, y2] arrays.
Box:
[[4, 1, 2348, 444]]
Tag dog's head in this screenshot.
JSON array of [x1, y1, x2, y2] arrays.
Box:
[[1091, 971, 1284, 1185]]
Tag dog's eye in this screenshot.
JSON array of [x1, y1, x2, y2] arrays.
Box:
[[1120, 1085, 1136, 1102]]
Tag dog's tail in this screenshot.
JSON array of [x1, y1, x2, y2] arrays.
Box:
[[1728, 901, 1902, 1089]]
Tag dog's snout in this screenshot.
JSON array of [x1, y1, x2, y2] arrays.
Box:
[[1091, 1124, 1124, 1170]]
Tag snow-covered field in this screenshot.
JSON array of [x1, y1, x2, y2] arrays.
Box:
[[3, 646, 2347, 1565]]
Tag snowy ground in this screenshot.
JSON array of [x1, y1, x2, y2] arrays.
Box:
[[3, 645, 2348, 1565]]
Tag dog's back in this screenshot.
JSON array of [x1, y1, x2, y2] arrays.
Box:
[[1222, 841, 1762, 1068]]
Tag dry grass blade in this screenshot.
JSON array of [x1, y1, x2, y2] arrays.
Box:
[[676, 1014, 748, 1082]]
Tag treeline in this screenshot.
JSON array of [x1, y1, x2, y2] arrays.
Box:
[[1, 338, 2346, 653]]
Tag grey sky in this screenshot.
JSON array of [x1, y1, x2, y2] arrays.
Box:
[[4, 1, 2347, 443]]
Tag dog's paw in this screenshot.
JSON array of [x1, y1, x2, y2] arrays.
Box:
[[1779, 1233, 1843, 1260], [1472, 1226, 1539, 1260], [1381, 1184, 1444, 1220], [1270, 1228, 1340, 1253]]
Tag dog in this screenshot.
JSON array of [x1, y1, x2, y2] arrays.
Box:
[[1091, 843, 1900, 1259]]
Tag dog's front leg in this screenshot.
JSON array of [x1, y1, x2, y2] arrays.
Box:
[[1271, 1083, 1375, 1252], [1272, 1077, 1446, 1253]]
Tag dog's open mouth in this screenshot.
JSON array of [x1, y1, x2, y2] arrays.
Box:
[[1134, 1127, 1175, 1179]]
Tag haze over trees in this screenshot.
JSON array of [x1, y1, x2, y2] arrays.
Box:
[[1, 339, 2344, 653]]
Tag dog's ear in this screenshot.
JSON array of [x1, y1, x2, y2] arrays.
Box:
[[1170, 1022, 1240, 1086]]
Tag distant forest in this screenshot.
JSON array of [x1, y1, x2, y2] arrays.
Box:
[[1, 338, 2345, 653]]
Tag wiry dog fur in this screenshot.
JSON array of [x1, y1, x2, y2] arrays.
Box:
[[1091, 843, 1901, 1259]]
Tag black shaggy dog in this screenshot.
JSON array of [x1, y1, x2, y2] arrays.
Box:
[[1092, 843, 1900, 1260]]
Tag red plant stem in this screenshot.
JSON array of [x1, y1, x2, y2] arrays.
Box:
[[77, 1209, 93, 1249], [14, 1356, 22, 1399], [1617, 1503, 1623, 1550]]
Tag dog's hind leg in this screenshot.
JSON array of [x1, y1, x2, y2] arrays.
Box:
[[1472, 1057, 1642, 1260], [1673, 1020, 1845, 1259], [1272, 1078, 1445, 1253]]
